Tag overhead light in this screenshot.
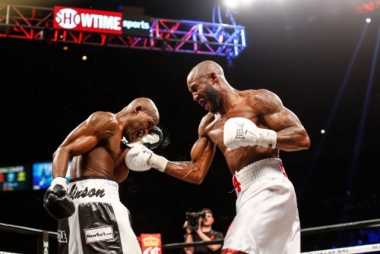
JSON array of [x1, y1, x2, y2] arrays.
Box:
[[224, 0, 239, 9]]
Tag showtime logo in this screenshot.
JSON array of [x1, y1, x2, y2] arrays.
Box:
[[53, 6, 122, 35]]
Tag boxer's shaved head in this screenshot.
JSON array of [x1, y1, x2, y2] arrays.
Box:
[[187, 60, 224, 83], [125, 97, 159, 125]]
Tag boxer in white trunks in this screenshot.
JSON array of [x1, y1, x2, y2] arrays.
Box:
[[125, 61, 310, 254], [43, 97, 164, 254]]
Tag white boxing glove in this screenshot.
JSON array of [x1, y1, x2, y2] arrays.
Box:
[[223, 117, 277, 150], [122, 126, 164, 150], [125, 144, 168, 172]]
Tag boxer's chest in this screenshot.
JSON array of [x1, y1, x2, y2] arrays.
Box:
[[206, 105, 260, 146]]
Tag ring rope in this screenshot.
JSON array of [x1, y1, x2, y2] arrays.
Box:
[[1, 219, 380, 253], [301, 218, 380, 235], [301, 243, 380, 254]]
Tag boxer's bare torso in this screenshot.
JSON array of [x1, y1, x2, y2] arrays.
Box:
[[63, 112, 130, 182], [163, 86, 308, 184], [199, 90, 280, 174], [53, 98, 159, 183], [44, 97, 159, 222]]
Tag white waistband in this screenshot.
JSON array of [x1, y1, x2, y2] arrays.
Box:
[[232, 158, 286, 196], [67, 178, 120, 204]]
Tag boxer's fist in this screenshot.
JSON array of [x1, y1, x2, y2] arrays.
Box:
[[223, 117, 277, 150], [124, 126, 164, 150], [125, 144, 152, 171], [43, 177, 75, 220], [125, 144, 168, 172]]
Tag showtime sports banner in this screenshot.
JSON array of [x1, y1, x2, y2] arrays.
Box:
[[53, 6, 151, 37]]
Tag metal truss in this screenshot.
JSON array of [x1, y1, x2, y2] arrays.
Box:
[[0, 3, 246, 59]]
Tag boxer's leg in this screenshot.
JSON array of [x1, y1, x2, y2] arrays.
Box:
[[68, 209, 81, 254], [77, 203, 122, 253], [285, 210, 301, 254], [222, 177, 298, 254], [57, 208, 81, 254], [112, 202, 142, 254]]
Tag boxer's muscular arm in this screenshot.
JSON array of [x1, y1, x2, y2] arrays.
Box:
[[52, 112, 118, 178], [164, 137, 216, 184], [253, 89, 310, 151], [164, 117, 216, 184], [125, 116, 214, 184]]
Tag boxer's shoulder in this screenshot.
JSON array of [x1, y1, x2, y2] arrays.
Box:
[[241, 89, 282, 113], [198, 112, 220, 138], [87, 111, 118, 135], [248, 89, 280, 103], [88, 111, 116, 122], [199, 113, 216, 128]]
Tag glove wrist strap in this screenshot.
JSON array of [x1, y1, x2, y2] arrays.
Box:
[[149, 154, 168, 172], [257, 129, 277, 149]]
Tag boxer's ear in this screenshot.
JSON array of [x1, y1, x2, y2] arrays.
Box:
[[210, 72, 219, 85], [134, 106, 142, 114]]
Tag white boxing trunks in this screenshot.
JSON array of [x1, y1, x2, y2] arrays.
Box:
[[222, 158, 300, 254], [56, 177, 142, 254]]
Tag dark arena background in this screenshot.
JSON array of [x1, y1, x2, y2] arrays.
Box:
[[1, 0, 380, 253]]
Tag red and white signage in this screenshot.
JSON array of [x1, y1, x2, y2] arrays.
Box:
[[53, 6, 122, 35], [139, 234, 162, 254]]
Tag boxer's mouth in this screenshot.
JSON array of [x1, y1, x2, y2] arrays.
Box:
[[199, 99, 206, 107]]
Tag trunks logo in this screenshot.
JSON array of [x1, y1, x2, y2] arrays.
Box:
[[57, 230, 68, 243], [68, 184, 105, 199], [84, 226, 114, 244], [232, 174, 241, 193], [278, 161, 288, 177]]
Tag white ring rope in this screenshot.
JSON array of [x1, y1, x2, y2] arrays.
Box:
[[301, 243, 380, 253], [301, 218, 380, 235]]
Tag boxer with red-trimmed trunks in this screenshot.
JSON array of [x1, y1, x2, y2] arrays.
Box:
[[125, 61, 310, 254]]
